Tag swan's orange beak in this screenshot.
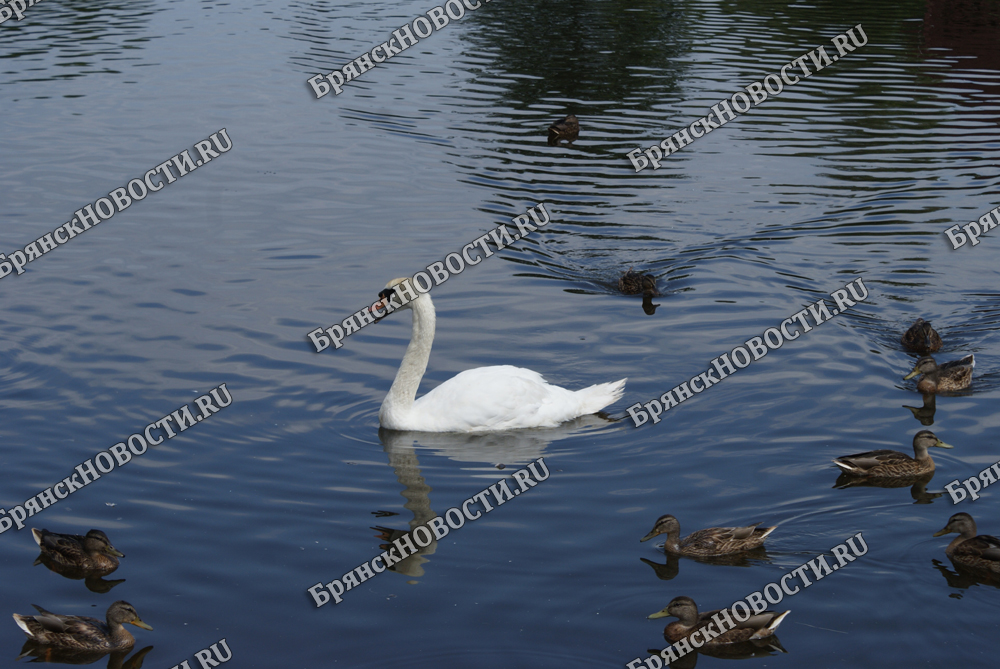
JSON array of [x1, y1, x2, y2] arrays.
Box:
[[371, 300, 388, 323]]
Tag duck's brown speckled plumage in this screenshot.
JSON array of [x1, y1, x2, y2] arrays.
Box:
[[12, 601, 152, 651], [833, 430, 952, 479], [32, 528, 124, 573], [934, 512, 1000, 575], [619, 268, 658, 296], [649, 596, 789, 646], [903, 355, 974, 393], [640, 514, 775, 557], [901, 318, 942, 354], [547, 114, 579, 144]]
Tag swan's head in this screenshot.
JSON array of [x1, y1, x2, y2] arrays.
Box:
[[373, 277, 418, 322]]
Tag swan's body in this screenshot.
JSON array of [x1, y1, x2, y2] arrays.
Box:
[[375, 278, 626, 432]]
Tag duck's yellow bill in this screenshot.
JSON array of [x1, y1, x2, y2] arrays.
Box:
[[903, 369, 920, 380], [934, 440, 954, 449], [647, 609, 670, 619], [932, 528, 950, 537], [130, 619, 153, 631]]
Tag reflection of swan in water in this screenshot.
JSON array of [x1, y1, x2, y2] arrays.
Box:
[[16, 642, 153, 668], [374, 278, 626, 432], [378, 414, 614, 466], [374, 416, 611, 580]]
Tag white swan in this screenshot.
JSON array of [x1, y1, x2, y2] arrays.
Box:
[[374, 278, 626, 432]]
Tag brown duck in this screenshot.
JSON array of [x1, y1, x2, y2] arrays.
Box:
[[547, 114, 579, 145], [933, 512, 1000, 575], [903, 355, 974, 393], [649, 596, 790, 645], [12, 601, 152, 651], [32, 528, 124, 573], [641, 514, 775, 557], [832, 430, 952, 478], [901, 318, 942, 354]]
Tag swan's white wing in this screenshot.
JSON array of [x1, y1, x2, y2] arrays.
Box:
[[410, 365, 593, 432]]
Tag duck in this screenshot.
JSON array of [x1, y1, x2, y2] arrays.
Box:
[[12, 601, 152, 651], [640, 514, 775, 557], [373, 278, 626, 432], [547, 114, 579, 145], [32, 528, 124, 572], [933, 512, 1000, 574], [649, 596, 789, 645], [903, 354, 974, 392], [832, 430, 952, 478], [619, 269, 659, 296], [901, 318, 942, 354]]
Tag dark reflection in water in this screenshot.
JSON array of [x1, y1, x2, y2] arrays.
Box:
[[932, 558, 1000, 595], [833, 471, 943, 504], [902, 393, 936, 425], [641, 546, 770, 581], [0, 0, 160, 86], [643, 637, 787, 669], [15, 642, 152, 668], [33, 553, 127, 594]]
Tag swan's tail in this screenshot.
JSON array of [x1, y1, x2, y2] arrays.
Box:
[[575, 378, 627, 414]]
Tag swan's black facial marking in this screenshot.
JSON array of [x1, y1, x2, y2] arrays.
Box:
[[372, 287, 400, 323]]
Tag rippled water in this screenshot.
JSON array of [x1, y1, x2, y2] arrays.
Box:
[[2, 0, 999, 667]]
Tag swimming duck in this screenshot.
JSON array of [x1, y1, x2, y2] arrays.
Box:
[[32, 528, 124, 573], [640, 514, 775, 557], [903, 354, 974, 393], [619, 268, 658, 296], [901, 318, 942, 354], [547, 114, 579, 145], [12, 601, 152, 651], [933, 512, 1000, 574], [648, 596, 789, 645], [373, 278, 626, 432], [832, 430, 952, 478]]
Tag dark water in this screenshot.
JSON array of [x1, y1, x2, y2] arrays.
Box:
[[2, 0, 999, 667]]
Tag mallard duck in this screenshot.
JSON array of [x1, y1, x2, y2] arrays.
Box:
[[832, 430, 952, 478], [903, 355, 974, 393], [12, 601, 152, 651], [32, 528, 124, 572], [619, 268, 658, 296], [547, 114, 579, 145], [640, 514, 775, 557], [933, 512, 1000, 574], [901, 318, 942, 354], [649, 596, 789, 645]]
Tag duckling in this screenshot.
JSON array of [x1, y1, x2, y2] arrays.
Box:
[[901, 318, 942, 354], [649, 596, 790, 645], [640, 514, 775, 557], [832, 430, 952, 478], [619, 268, 658, 296], [903, 355, 974, 393], [32, 528, 124, 573], [12, 601, 152, 651], [933, 512, 1000, 574], [547, 114, 579, 145]]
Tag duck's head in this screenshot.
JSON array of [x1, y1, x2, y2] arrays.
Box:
[[641, 514, 680, 542], [83, 530, 125, 558], [648, 596, 697, 622], [933, 512, 977, 538], [903, 356, 938, 380], [107, 601, 152, 630], [916, 320, 938, 348], [912, 430, 952, 455], [372, 277, 420, 322]]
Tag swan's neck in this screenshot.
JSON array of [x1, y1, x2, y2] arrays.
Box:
[[383, 295, 436, 416]]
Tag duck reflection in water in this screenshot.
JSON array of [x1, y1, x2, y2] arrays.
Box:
[[15, 643, 153, 668], [902, 392, 936, 425], [640, 546, 771, 582], [619, 269, 660, 315]]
